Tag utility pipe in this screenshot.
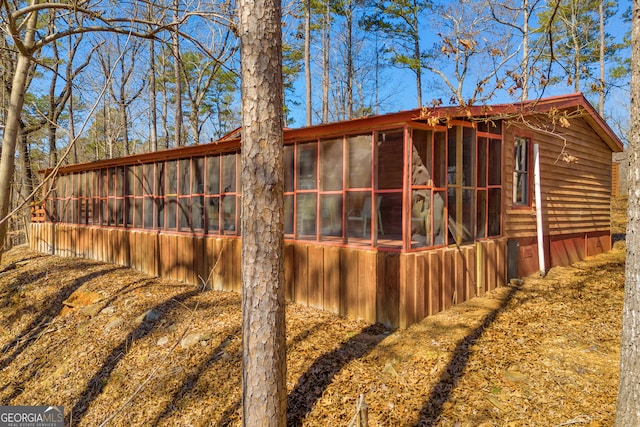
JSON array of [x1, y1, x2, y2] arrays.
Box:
[[533, 143, 546, 276]]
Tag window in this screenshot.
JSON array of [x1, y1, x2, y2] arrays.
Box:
[[447, 126, 476, 245], [295, 142, 318, 239], [297, 143, 317, 191], [410, 129, 447, 249], [178, 159, 191, 231], [166, 161, 178, 230], [320, 138, 343, 240], [192, 157, 205, 231], [513, 136, 530, 206], [205, 155, 221, 234], [477, 136, 502, 239], [221, 153, 238, 234], [143, 163, 154, 229]]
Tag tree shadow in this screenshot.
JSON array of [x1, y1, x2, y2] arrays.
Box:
[[66, 288, 202, 425], [413, 282, 521, 426], [0, 253, 44, 275], [0, 266, 124, 372], [150, 326, 241, 427], [286, 323, 391, 426], [212, 320, 335, 426], [612, 233, 626, 244]]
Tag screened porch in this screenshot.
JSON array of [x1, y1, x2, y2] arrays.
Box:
[[43, 119, 503, 253]]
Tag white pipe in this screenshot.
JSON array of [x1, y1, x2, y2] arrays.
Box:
[[533, 143, 546, 276]]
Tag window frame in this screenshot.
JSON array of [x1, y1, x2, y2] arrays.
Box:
[[513, 134, 532, 207]]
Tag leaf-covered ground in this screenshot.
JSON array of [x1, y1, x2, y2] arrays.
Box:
[[0, 201, 626, 426]]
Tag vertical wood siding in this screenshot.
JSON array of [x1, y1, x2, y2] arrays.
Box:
[[30, 224, 508, 329]]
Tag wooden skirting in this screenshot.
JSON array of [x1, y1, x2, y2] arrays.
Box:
[[516, 231, 611, 277], [29, 223, 508, 329]]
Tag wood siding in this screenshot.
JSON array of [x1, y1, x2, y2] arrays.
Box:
[[504, 115, 613, 276], [29, 224, 507, 329]]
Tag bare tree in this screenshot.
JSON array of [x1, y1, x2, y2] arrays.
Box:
[[535, 0, 619, 98], [423, 0, 517, 106], [109, 35, 146, 155], [322, 0, 331, 122], [0, 6, 38, 258], [305, 0, 312, 125], [182, 10, 238, 144], [148, 1, 160, 152], [598, 0, 605, 114], [360, 0, 429, 107], [0, 0, 212, 260], [173, 0, 184, 147], [238, 0, 287, 423], [44, 9, 97, 166], [488, 0, 545, 101]]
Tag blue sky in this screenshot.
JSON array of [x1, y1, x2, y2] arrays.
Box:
[[285, 0, 632, 135]]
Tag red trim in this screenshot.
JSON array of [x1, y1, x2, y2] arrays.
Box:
[[43, 93, 622, 178]]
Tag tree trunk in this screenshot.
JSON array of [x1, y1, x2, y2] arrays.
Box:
[[322, 0, 330, 123], [305, 0, 312, 126], [0, 9, 38, 262], [522, 0, 529, 101], [238, 0, 286, 422], [149, 37, 158, 152], [346, 0, 353, 120], [118, 42, 130, 155], [17, 126, 34, 205], [121, 103, 130, 155], [173, 0, 183, 147], [413, 0, 422, 107], [47, 9, 59, 168], [598, 0, 605, 116], [616, 4, 640, 425], [162, 60, 170, 149], [47, 121, 58, 168], [570, 5, 581, 92], [70, 87, 78, 163], [189, 109, 200, 145]]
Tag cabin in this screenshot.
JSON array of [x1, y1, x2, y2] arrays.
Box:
[[29, 93, 623, 328]]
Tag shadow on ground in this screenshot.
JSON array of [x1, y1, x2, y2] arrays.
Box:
[[413, 282, 522, 426]]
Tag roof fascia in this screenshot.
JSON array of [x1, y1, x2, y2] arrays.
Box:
[[42, 139, 241, 175], [45, 93, 622, 176], [413, 93, 623, 152]]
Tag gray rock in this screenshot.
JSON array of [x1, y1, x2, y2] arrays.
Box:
[[105, 317, 124, 332], [180, 333, 201, 349], [136, 309, 162, 324]]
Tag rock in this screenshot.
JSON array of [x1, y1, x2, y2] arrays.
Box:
[[136, 309, 162, 324], [105, 317, 124, 332], [63, 290, 101, 308], [382, 362, 398, 376], [101, 306, 116, 316], [503, 368, 528, 384], [79, 304, 102, 318], [157, 336, 169, 346], [180, 333, 201, 349]]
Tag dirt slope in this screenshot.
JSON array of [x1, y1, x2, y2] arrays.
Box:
[[0, 236, 625, 426]]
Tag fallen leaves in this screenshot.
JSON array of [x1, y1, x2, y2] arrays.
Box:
[[0, 234, 625, 426]]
